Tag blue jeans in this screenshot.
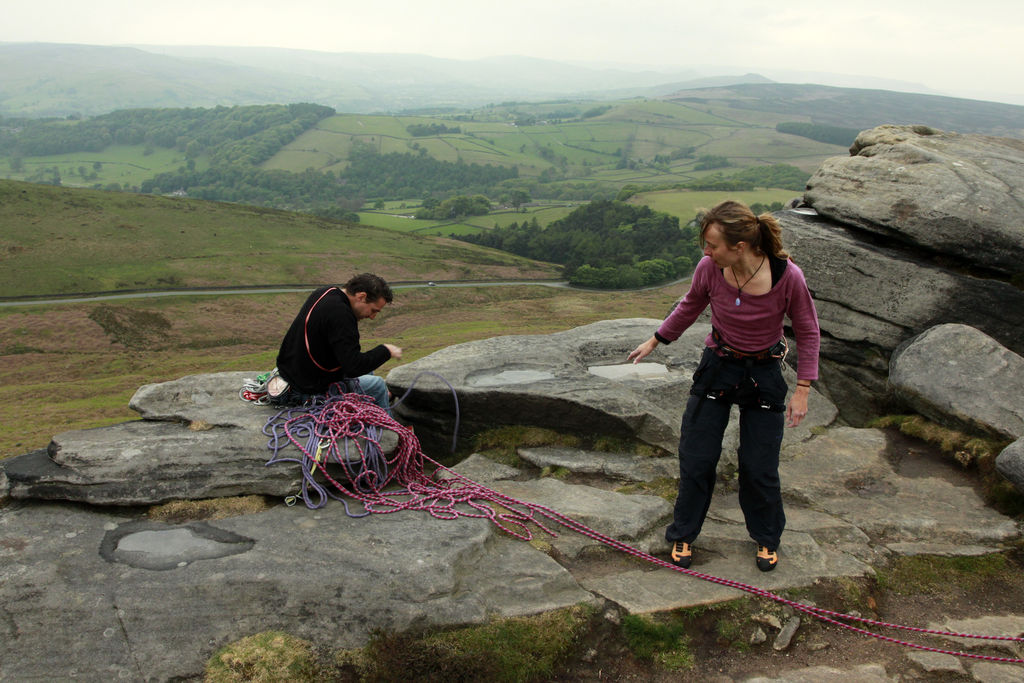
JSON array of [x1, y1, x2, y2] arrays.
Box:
[[665, 347, 788, 550], [269, 373, 392, 415], [355, 374, 392, 415]]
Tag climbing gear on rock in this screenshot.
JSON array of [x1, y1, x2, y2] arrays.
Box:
[[670, 540, 692, 568], [756, 545, 779, 572], [257, 373, 1024, 665], [239, 369, 278, 404]]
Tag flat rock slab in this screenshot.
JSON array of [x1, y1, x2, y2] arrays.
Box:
[[484, 477, 672, 544], [389, 318, 701, 454], [0, 500, 594, 682], [927, 615, 1024, 658], [518, 446, 677, 482], [2, 372, 398, 505], [781, 427, 1018, 547], [583, 524, 871, 614], [130, 371, 272, 427], [388, 318, 836, 462], [744, 663, 894, 682]]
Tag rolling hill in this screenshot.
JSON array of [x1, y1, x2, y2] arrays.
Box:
[[0, 180, 560, 299]]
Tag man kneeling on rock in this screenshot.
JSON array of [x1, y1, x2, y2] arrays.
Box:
[[268, 273, 403, 412]]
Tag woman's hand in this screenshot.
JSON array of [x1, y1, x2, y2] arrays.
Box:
[[628, 336, 659, 364], [786, 385, 810, 427]]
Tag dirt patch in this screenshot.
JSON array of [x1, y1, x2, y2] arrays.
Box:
[[89, 305, 172, 349], [550, 552, 1024, 681]]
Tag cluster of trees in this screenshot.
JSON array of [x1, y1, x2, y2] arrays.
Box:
[[776, 122, 860, 147], [680, 164, 810, 192], [406, 123, 461, 137], [457, 200, 702, 289], [340, 143, 519, 198], [693, 154, 730, 171], [415, 194, 491, 219], [0, 104, 334, 159], [581, 105, 612, 119], [140, 166, 349, 208], [140, 143, 519, 211]]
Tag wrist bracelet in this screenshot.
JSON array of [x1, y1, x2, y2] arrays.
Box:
[[796, 381, 811, 387]]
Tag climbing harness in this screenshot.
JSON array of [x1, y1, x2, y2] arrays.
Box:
[[703, 328, 789, 412], [711, 326, 788, 364], [258, 376, 1024, 665]]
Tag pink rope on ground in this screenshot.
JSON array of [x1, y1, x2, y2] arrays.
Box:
[[266, 393, 1024, 664]]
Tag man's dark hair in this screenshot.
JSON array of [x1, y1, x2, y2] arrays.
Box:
[[344, 273, 394, 303]]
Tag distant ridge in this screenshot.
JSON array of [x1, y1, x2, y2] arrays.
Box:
[[668, 83, 1024, 137], [3, 42, 1022, 125]]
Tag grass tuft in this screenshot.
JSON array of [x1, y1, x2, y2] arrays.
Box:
[[471, 426, 581, 466], [148, 495, 273, 523], [616, 476, 678, 503], [875, 553, 1011, 595], [354, 605, 593, 682], [204, 631, 320, 682], [621, 614, 694, 671]]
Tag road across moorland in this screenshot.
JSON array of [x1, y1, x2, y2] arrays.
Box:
[[0, 280, 574, 307]]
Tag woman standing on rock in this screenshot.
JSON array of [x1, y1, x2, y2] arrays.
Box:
[[628, 200, 820, 572]]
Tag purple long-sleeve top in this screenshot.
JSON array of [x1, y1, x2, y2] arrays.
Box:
[[655, 255, 820, 381]]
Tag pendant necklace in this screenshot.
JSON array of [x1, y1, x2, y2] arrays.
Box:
[[732, 255, 766, 306]]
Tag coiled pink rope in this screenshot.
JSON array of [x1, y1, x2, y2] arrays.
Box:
[[265, 392, 1024, 664]]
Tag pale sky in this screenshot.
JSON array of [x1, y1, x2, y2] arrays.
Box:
[[4, 0, 1023, 105]]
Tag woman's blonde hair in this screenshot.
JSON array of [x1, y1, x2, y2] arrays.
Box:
[[699, 200, 788, 259]]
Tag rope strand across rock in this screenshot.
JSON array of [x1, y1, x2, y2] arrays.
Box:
[[263, 388, 1024, 665]]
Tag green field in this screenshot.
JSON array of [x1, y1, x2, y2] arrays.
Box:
[[266, 99, 846, 185], [6, 144, 206, 189], [358, 203, 580, 237], [1, 97, 848, 218], [0, 180, 560, 298], [628, 189, 801, 223]]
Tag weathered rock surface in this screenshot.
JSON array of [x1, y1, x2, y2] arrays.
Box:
[[387, 318, 836, 461], [787, 126, 1024, 423], [2, 372, 397, 505], [780, 427, 1017, 549], [742, 663, 894, 682], [517, 446, 677, 482], [890, 324, 1024, 441], [0, 500, 594, 681], [1, 322, 1022, 680], [805, 125, 1024, 277], [777, 208, 1024, 422], [996, 438, 1024, 495]]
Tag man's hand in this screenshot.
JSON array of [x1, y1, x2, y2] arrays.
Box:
[[384, 343, 403, 359]]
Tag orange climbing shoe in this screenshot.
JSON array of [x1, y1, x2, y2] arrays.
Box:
[[756, 545, 778, 572], [670, 541, 692, 568]]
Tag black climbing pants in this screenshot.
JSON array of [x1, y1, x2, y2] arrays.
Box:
[[665, 346, 788, 551]]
